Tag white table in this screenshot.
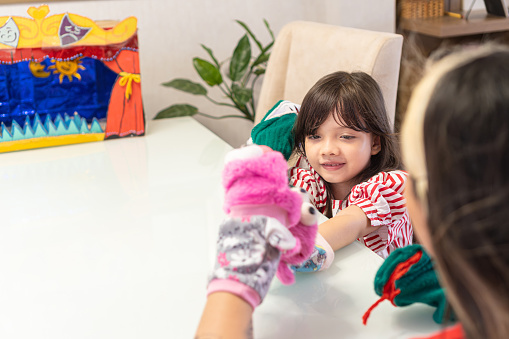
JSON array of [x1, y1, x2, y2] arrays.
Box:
[[257, 240, 441, 339], [0, 117, 441, 339]]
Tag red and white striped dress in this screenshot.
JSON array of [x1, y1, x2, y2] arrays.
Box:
[[289, 156, 413, 259]]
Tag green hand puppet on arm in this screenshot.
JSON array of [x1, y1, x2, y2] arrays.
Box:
[[363, 244, 456, 325], [250, 100, 300, 161]]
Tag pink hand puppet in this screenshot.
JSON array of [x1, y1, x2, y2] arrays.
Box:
[[222, 145, 318, 284]]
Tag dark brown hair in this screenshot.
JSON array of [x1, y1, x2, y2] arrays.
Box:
[[423, 49, 509, 339], [293, 71, 401, 214]]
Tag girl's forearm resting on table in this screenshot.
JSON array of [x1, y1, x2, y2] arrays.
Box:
[[195, 292, 254, 339], [318, 205, 374, 251]]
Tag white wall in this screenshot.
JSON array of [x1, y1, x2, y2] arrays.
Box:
[[1, 0, 395, 147], [468, 0, 488, 11], [463, 0, 507, 12]]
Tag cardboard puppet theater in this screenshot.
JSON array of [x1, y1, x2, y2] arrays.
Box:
[[0, 5, 144, 153]]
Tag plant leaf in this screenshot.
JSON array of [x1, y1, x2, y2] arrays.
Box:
[[232, 83, 252, 106], [264, 19, 275, 41], [229, 35, 251, 81], [154, 104, 198, 119], [253, 68, 265, 76], [261, 41, 274, 54], [162, 79, 207, 95], [252, 53, 270, 68], [235, 20, 263, 52], [200, 44, 220, 68], [193, 58, 223, 86]]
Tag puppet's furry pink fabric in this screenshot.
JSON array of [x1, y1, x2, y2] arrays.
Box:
[[222, 145, 318, 284]]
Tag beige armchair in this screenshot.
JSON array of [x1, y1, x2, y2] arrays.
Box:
[[255, 21, 403, 129]]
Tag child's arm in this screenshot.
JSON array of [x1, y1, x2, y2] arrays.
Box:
[[319, 205, 375, 251], [293, 206, 375, 273], [196, 292, 254, 339], [293, 171, 412, 271]]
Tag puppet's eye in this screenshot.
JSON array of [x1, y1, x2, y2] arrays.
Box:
[[291, 186, 312, 204], [300, 202, 317, 226]]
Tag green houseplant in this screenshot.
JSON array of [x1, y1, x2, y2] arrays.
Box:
[[155, 20, 274, 122]]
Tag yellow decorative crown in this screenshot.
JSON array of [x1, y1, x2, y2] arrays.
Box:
[[0, 5, 137, 49]]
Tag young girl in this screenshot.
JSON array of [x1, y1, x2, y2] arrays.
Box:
[[252, 71, 412, 265]]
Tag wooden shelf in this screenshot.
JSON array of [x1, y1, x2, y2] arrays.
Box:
[[399, 10, 509, 38]]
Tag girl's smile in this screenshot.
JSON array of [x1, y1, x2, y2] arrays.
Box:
[[320, 161, 345, 171]]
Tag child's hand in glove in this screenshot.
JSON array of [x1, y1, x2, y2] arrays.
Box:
[[363, 244, 456, 325], [207, 145, 318, 309]]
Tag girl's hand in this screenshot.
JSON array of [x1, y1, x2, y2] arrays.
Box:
[[292, 232, 335, 272]]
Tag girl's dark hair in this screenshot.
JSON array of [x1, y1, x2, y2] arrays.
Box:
[[423, 49, 509, 339], [293, 71, 401, 213]]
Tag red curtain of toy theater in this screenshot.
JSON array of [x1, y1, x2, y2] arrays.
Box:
[[103, 49, 144, 139]]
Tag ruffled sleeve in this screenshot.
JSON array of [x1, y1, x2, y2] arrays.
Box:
[[346, 171, 413, 258]]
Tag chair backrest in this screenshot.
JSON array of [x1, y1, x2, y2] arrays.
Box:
[[255, 21, 403, 129]]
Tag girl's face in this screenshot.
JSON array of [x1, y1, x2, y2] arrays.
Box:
[[304, 113, 381, 199]]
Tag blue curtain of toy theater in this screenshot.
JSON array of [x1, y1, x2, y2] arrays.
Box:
[[0, 57, 118, 127]]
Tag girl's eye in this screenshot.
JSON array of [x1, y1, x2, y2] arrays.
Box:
[[340, 135, 355, 140], [307, 135, 320, 140]]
